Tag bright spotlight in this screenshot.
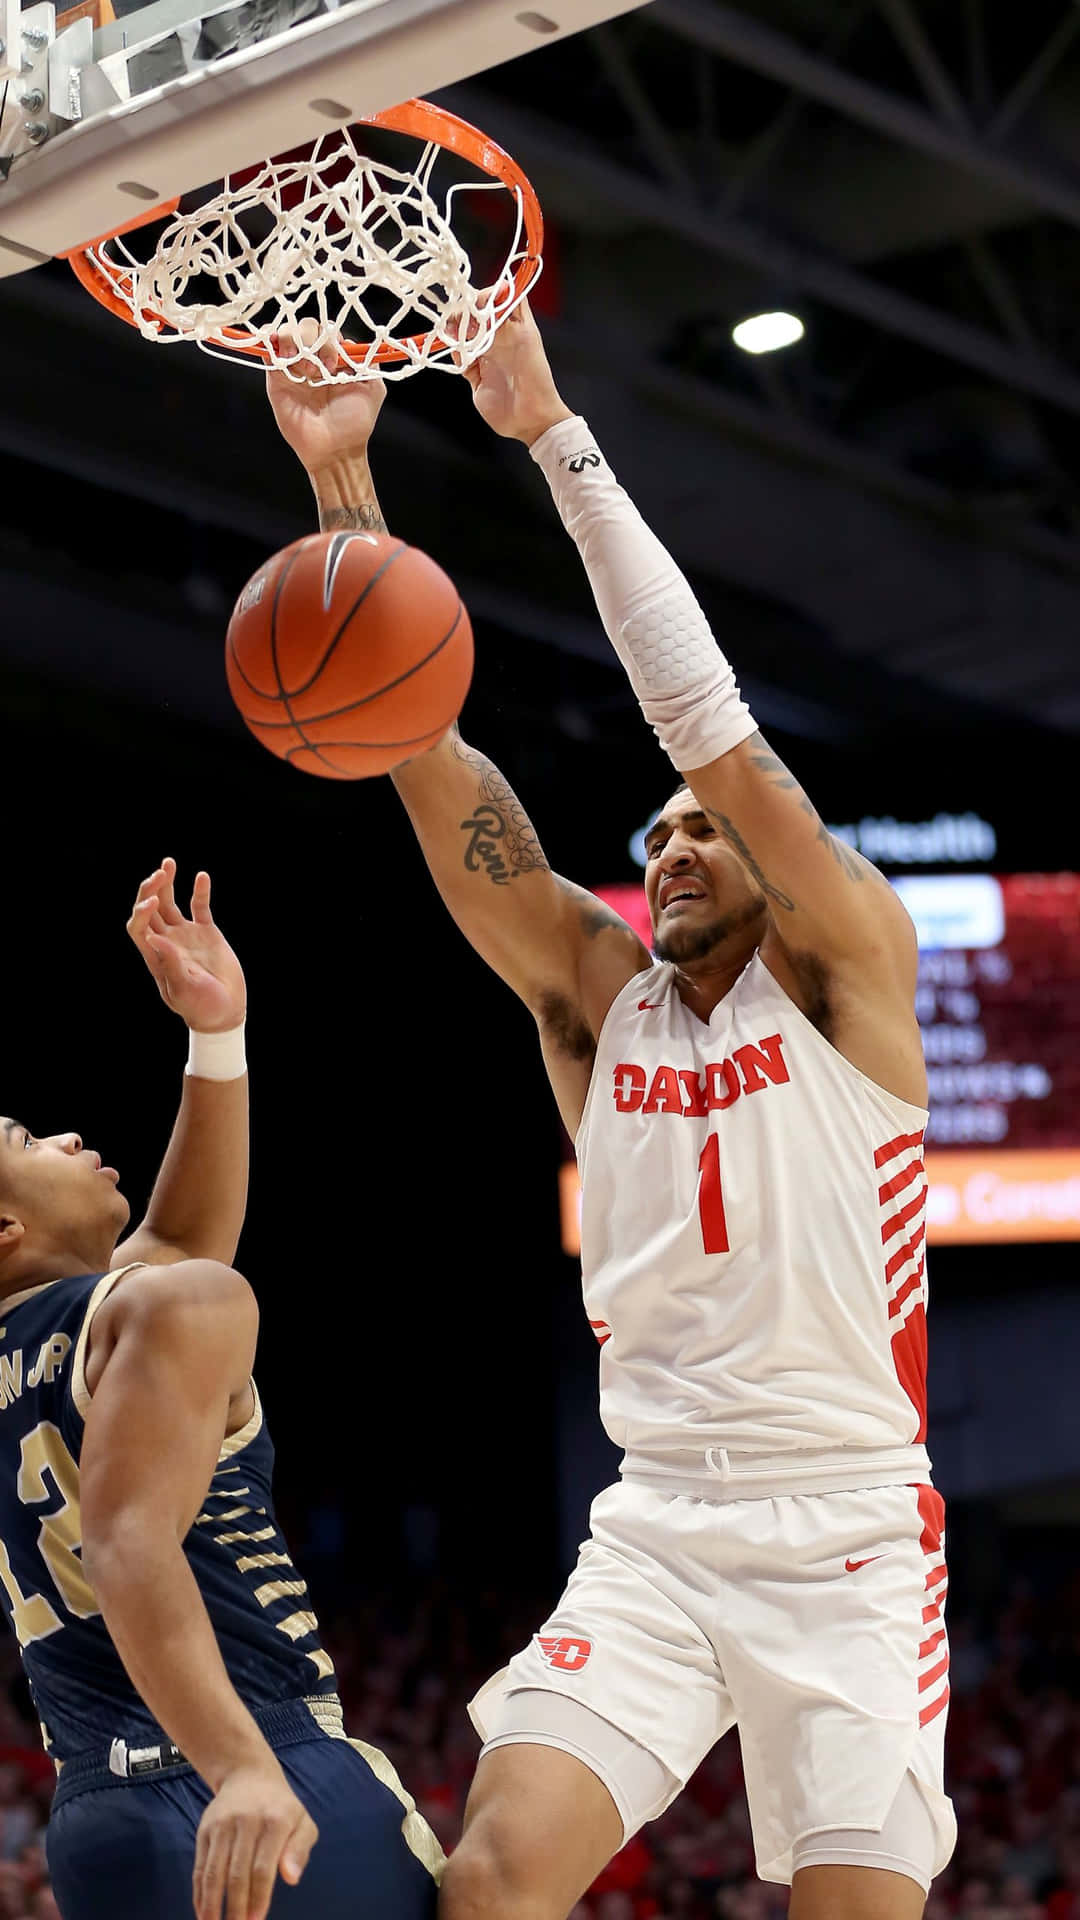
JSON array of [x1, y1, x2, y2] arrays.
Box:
[[732, 311, 805, 355]]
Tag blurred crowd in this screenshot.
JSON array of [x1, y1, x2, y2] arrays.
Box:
[[1, 1563, 1078, 1918]]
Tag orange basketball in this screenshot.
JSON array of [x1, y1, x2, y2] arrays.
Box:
[[225, 532, 473, 778]]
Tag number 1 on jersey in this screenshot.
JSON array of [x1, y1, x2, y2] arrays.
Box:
[[697, 1135, 729, 1254]]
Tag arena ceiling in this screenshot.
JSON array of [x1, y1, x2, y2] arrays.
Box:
[[3, 0, 1080, 744]]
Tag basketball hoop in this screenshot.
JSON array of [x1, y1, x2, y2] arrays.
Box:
[[63, 99, 543, 383]]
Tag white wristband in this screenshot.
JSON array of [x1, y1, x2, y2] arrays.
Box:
[[531, 416, 757, 771], [186, 1023, 247, 1081]]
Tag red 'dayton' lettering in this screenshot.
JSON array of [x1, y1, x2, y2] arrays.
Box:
[[613, 1063, 647, 1111], [612, 1033, 790, 1118]]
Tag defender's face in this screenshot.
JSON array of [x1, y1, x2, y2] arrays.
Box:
[[643, 789, 768, 961], [0, 1120, 129, 1249]]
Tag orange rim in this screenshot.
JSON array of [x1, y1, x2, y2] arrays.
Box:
[[63, 99, 544, 365]]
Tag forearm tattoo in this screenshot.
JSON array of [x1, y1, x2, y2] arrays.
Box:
[[450, 732, 551, 887], [319, 504, 388, 534], [743, 730, 887, 891], [705, 805, 797, 913]]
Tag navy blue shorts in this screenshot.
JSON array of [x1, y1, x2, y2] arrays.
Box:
[[46, 1702, 441, 1920]]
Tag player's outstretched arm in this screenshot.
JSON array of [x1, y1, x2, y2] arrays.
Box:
[[116, 860, 248, 1269], [80, 1261, 318, 1920], [465, 303, 918, 997], [264, 339, 650, 1129]]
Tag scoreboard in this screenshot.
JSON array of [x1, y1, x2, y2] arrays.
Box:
[[559, 868, 1080, 1250]]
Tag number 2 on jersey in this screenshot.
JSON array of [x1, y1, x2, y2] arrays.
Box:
[[697, 1135, 730, 1254], [0, 1423, 98, 1648]]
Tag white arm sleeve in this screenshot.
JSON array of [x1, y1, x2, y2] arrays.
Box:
[[530, 416, 757, 772]]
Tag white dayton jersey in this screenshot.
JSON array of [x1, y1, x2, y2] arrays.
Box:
[[576, 952, 931, 1462]]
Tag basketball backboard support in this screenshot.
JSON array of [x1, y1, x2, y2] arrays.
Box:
[[0, 0, 652, 276]]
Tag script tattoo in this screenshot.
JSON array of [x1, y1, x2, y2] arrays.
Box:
[[461, 804, 517, 885], [319, 504, 388, 534], [452, 734, 550, 887]]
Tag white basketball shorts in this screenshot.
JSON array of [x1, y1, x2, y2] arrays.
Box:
[[469, 1477, 956, 1887]]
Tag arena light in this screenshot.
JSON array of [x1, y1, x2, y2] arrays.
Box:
[[732, 311, 805, 355]]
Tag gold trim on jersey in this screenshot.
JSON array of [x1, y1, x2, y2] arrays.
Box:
[[70, 1266, 145, 1418], [303, 1699, 445, 1883], [253, 1577, 307, 1607], [69, 1267, 262, 1459], [276, 1609, 320, 1643], [219, 1383, 263, 1460]]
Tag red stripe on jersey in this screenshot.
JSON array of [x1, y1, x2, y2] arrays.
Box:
[[919, 1627, 947, 1660], [924, 1563, 948, 1592], [919, 1685, 950, 1729], [916, 1485, 946, 1556], [878, 1158, 924, 1208], [889, 1262, 926, 1320], [923, 1595, 946, 1624], [890, 1299, 928, 1439], [918, 1653, 950, 1694], [885, 1221, 926, 1283], [882, 1186, 928, 1245], [874, 1129, 925, 1169]]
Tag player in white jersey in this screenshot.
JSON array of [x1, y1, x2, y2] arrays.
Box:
[[268, 315, 955, 1920]]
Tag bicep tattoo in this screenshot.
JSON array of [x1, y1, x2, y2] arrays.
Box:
[[450, 734, 551, 888], [555, 877, 643, 945]]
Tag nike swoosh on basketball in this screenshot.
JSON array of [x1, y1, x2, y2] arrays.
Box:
[[844, 1555, 884, 1572]]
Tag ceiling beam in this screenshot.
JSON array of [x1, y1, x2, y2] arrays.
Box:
[[986, 7, 1080, 142], [544, 319, 1080, 587], [454, 84, 1080, 423], [590, 24, 693, 192], [652, 0, 1080, 233], [874, 0, 971, 131]]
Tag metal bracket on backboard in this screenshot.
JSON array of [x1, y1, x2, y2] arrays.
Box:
[[0, 3, 64, 179], [0, 0, 653, 276], [0, 0, 20, 83]]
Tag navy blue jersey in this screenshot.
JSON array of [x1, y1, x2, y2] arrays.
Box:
[[0, 1267, 335, 1762]]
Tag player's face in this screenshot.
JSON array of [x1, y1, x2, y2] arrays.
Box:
[[644, 788, 768, 963], [0, 1119, 129, 1263]]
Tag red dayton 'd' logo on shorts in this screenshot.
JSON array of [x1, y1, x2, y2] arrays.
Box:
[[536, 1634, 593, 1673]]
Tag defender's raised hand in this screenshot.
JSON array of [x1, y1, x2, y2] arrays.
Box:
[[458, 297, 575, 446], [127, 860, 247, 1034]]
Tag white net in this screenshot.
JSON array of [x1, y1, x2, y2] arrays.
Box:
[[86, 125, 541, 382]]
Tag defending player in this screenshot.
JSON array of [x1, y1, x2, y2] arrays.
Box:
[[0, 861, 442, 1920], [268, 315, 954, 1920]]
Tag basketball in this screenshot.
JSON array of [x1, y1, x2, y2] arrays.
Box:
[[225, 531, 473, 778]]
